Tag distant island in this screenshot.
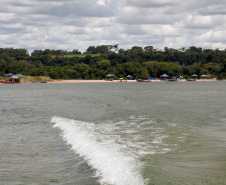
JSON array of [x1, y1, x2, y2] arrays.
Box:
[[0, 45, 225, 80]]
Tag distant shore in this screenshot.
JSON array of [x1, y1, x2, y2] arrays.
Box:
[[48, 79, 137, 83], [48, 79, 223, 83], [1, 78, 224, 84]]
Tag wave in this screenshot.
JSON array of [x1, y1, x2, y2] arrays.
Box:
[[51, 116, 147, 185]]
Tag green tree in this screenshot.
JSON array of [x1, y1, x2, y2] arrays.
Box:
[[86, 46, 97, 54], [142, 61, 159, 77], [74, 63, 91, 79], [96, 60, 111, 70], [0, 59, 6, 75], [130, 46, 143, 55], [43, 49, 51, 55], [31, 50, 44, 56], [121, 62, 149, 79], [144, 46, 154, 53]]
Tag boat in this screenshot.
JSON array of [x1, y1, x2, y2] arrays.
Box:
[[136, 79, 151, 82], [167, 78, 181, 82], [0, 81, 16, 84], [167, 79, 176, 82], [31, 80, 47, 83]]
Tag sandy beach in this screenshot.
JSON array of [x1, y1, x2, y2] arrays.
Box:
[[1, 78, 222, 84], [47, 79, 221, 83], [48, 79, 137, 83]]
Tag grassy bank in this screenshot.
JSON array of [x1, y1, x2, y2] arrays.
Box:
[[25, 76, 52, 83]]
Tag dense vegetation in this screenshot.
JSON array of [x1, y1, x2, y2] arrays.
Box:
[[0, 45, 226, 79]]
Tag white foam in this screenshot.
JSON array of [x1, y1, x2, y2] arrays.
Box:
[[51, 116, 146, 185]]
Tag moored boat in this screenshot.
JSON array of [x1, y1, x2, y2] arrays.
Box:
[[0, 81, 16, 84], [136, 79, 151, 82], [31, 80, 47, 83]]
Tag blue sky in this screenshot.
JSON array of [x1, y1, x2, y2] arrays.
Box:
[[1, 0, 226, 54]]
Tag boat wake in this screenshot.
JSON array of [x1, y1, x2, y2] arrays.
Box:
[[51, 116, 147, 185]]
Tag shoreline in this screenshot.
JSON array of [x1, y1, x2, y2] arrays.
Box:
[[48, 79, 137, 83], [48, 79, 223, 83], [0, 78, 224, 84]]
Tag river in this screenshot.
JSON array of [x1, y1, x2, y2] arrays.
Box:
[[0, 81, 225, 185]]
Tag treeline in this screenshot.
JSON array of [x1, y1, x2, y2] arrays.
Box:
[[0, 46, 226, 79]]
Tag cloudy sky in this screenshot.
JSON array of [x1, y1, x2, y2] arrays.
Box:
[[1, 0, 226, 54]]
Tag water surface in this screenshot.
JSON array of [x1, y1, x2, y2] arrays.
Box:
[[0, 81, 226, 185]]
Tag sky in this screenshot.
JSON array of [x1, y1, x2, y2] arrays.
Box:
[[1, 0, 226, 54]]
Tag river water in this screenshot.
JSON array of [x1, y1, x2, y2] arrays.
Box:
[[0, 81, 226, 185]]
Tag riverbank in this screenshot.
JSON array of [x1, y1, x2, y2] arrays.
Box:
[[48, 79, 137, 83], [0, 77, 223, 84], [48, 79, 222, 83]]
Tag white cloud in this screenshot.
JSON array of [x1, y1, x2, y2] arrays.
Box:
[[122, 0, 181, 8], [1, 0, 226, 53]]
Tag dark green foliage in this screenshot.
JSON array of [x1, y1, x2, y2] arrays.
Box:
[[0, 46, 225, 79]]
